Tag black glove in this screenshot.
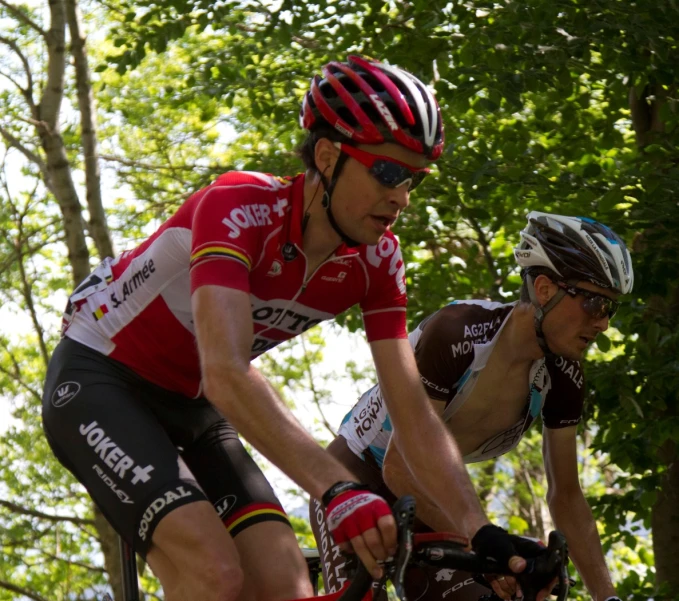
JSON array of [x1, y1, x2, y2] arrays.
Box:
[[471, 524, 546, 569], [509, 534, 548, 559]]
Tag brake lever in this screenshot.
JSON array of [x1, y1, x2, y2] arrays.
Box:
[[518, 531, 569, 601], [551, 531, 570, 601], [390, 495, 416, 601], [544, 531, 569, 601]]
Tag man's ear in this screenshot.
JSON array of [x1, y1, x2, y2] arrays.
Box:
[[313, 138, 340, 174], [533, 274, 558, 306]]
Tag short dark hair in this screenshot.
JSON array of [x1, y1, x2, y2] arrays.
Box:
[[296, 122, 353, 173], [519, 267, 559, 302]]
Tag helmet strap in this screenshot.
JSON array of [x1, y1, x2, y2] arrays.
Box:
[[302, 168, 328, 235], [320, 151, 360, 248], [526, 274, 568, 356]]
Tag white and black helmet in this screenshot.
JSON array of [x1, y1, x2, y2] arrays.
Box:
[[514, 212, 634, 294]]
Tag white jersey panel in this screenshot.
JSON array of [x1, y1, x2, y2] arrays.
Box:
[[338, 327, 422, 456]]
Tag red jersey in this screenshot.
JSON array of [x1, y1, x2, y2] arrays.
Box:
[[62, 171, 407, 398]]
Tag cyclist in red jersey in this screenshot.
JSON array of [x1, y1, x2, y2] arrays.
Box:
[[42, 56, 538, 601], [312, 213, 633, 601]]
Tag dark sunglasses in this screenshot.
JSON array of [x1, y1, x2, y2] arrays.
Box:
[[556, 281, 620, 320], [336, 143, 430, 191]]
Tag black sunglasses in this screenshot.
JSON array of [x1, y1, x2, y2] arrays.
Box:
[[337, 143, 430, 191], [556, 281, 620, 320]]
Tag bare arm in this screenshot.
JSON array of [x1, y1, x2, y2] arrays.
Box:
[[544, 426, 617, 601], [193, 285, 357, 499], [370, 338, 489, 538], [376, 340, 542, 600], [383, 425, 465, 535]]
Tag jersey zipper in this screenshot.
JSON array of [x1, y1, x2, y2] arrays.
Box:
[[300, 250, 352, 292], [258, 246, 338, 334], [255, 246, 356, 341]]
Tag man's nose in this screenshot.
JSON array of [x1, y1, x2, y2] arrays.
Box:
[[386, 184, 410, 210], [593, 314, 610, 332]]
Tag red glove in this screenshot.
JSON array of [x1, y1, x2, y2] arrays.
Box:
[[325, 485, 392, 544]]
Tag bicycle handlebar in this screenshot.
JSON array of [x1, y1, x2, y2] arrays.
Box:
[[411, 529, 570, 601], [338, 496, 570, 601]]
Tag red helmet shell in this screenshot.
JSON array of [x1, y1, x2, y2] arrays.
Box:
[[300, 55, 444, 160]]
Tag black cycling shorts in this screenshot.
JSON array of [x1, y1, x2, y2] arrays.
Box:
[[42, 337, 289, 558]]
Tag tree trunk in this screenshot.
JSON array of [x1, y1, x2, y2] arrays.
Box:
[[43, 0, 123, 594], [629, 83, 673, 148], [518, 460, 548, 541], [40, 0, 91, 285], [93, 504, 126, 601], [65, 0, 115, 260], [629, 79, 678, 596], [41, 129, 91, 285], [476, 461, 497, 513], [651, 441, 679, 598]]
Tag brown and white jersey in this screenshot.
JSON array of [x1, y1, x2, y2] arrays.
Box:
[[338, 299, 585, 465]]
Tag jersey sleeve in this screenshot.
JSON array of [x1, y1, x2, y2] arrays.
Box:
[[542, 357, 586, 428], [412, 306, 471, 402], [359, 234, 407, 341], [189, 178, 263, 295]]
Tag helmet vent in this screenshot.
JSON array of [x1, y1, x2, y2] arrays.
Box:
[[337, 106, 359, 127], [360, 102, 382, 125], [361, 72, 385, 93], [319, 80, 339, 99], [339, 75, 361, 94], [408, 115, 424, 137]]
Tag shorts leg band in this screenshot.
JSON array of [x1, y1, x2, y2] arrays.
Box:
[[135, 480, 207, 557], [223, 502, 290, 538]]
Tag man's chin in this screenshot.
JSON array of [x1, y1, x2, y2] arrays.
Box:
[[350, 230, 384, 246], [546, 341, 585, 361], [557, 348, 585, 361]]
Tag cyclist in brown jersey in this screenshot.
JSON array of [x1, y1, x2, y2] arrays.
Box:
[[312, 213, 632, 601]]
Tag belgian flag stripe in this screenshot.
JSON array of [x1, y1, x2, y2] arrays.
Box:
[[191, 246, 251, 270]]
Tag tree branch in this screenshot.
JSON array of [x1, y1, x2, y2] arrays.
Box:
[[15, 236, 50, 367], [0, 70, 25, 97], [39, 549, 106, 573], [521, 459, 545, 539], [73, 517, 101, 542], [0, 125, 48, 175], [299, 334, 337, 438], [0, 230, 61, 278], [99, 152, 204, 173], [0, 0, 47, 37], [466, 214, 501, 299], [0, 498, 96, 526], [91, 0, 127, 17], [0, 579, 50, 601], [0, 34, 35, 106], [0, 352, 42, 403], [290, 35, 321, 49], [3, 183, 50, 367], [1, 524, 55, 548]]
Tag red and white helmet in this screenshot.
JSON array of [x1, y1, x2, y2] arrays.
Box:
[[300, 55, 444, 160], [515, 212, 634, 294]]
